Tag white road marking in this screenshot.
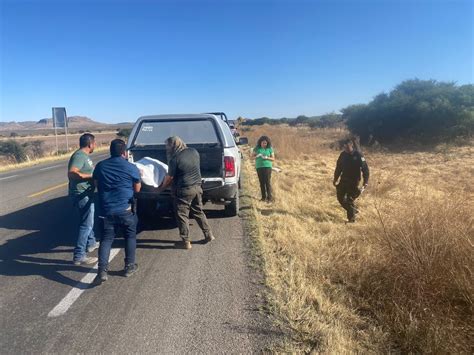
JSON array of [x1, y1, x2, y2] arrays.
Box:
[[0, 175, 19, 181], [39, 164, 62, 171], [48, 248, 121, 318]]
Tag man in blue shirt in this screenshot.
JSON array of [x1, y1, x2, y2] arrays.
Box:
[[93, 139, 141, 284]]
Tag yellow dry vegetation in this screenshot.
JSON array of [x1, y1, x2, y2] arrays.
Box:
[[0, 146, 109, 173], [241, 124, 473, 353]]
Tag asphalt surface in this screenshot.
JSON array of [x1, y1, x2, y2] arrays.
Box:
[[0, 152, 281, 353]]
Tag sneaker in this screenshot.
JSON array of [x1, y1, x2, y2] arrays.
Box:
[[204, 233, 215, 243], [93, 270, 108, 285], [124, 263, 139, 277], [87, 242, 99, 253], [73, 256, 98, 266], [175, 241, 192, 250]]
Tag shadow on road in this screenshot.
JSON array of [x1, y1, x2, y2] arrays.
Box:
[[0, 196, 184, 286], [0, 196, 95, 287]]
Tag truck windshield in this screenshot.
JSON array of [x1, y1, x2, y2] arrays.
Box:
[[133, 119, 219, 145]]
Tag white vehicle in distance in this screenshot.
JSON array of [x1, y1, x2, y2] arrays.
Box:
[[127, 114, 248, 221]]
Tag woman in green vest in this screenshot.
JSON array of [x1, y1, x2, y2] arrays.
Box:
[[252, 135, 275, 202]]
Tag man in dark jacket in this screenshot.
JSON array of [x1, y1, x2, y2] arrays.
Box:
[[333, 139, 369, 223], [92, 139, 141, 284], [159, 136, 215, 250]]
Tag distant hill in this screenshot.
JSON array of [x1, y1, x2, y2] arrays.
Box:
[[0, 116, 107, 131], [0, 116, 134, 133]]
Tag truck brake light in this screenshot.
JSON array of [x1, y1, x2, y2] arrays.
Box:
[[224, 156, 235, 177]]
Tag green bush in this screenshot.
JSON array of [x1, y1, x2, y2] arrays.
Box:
[[117, 128, 132, 138], [0, 140, 27, 162], [342, 79, 474, 144], [308, 113, 344, 128], [241, 117, 275, 126], [289, 115, 310, 126], [25, 140, 45, 158]]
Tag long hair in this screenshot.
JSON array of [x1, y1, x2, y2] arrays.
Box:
[[256, 135, 272, 149], [165, 136, 187, 162]]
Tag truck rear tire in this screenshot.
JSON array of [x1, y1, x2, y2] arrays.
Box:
[[224, 193, 239, 217]]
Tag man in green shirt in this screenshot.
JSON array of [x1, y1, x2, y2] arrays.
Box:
[[68, 133, 98, 265]]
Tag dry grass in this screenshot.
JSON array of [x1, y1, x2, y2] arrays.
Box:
[[0, 131, 119, 172], [241, 124, 473, 353], [0, 146, 110, 172]]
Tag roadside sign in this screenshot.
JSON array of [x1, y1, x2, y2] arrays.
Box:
[[52, 107, 70, 153], [52, 107, 68, 128]]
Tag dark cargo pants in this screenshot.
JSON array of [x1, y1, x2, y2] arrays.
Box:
[[173, 185, 212, 242], [257, 167, 273, 201], [336, 181, 361, 221]]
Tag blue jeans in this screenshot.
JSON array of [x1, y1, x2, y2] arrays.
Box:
[[98, 210, 137, 272], [71, 194, 96, 261]]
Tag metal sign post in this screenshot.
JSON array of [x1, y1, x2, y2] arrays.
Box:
[[52, 107, 69, 154], [65, 118, 69, 151], [53, 117, 59, 155]]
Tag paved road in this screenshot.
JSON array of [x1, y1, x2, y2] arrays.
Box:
[[0, 153, 280, 353]]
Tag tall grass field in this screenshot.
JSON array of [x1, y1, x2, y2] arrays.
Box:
[[242, 124, 473, 353]]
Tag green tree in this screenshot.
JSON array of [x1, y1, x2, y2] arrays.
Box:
[[289, 115, 309, 126], [308, 112, 344, 128], [342, 79, 474, 144]]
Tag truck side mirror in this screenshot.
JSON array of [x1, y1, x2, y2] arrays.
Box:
[[237, 137, 248, 145]]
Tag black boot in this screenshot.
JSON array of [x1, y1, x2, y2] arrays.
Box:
[[93, 269, 108, 285]]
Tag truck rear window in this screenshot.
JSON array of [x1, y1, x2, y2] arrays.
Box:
[[133, 120, 219, 145]]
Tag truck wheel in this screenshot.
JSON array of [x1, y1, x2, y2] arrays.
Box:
[[224, 193, 239, 217]]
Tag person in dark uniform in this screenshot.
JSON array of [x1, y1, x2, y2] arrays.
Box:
[[333, 139, 369, 223], [159, 136, 215, 250], [92, 139, 142, 284]]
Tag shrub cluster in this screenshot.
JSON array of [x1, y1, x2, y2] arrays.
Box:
[[0, 139, 46, 163], [241, 113, 343, 129], [116, 128, 132, 139], [342, 79, 474, 144]]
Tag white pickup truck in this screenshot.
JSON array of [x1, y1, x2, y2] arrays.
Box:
[[127, 114, 248, 220]]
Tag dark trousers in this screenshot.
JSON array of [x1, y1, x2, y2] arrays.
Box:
[[257, 167, 273, 200], [98, 210, 137, 271], [336, 181, 361, 220], [173, 185, 211, 241]]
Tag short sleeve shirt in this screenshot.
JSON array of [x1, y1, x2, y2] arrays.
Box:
[[168, 148, 201, 189], [254, 147, 273, 169], [68, 149, 94, 196], [93, 156, 141, 215]]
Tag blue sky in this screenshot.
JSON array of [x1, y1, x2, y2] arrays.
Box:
[[1, 0, 472, 123]]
